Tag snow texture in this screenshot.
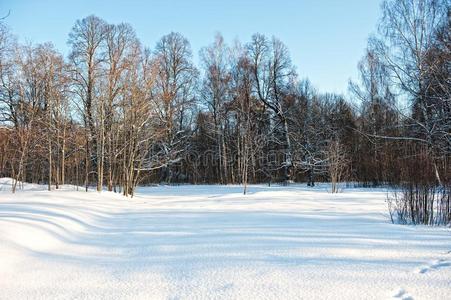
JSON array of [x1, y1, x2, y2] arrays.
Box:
[[0, 178, 450, 299]]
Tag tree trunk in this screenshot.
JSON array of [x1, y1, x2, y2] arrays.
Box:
[[282, 117, 293, 183], [48, 133, 52, 191]]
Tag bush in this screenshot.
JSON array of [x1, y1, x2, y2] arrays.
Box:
[[387, 183, 451, 226]]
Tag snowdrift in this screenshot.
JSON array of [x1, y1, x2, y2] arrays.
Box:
[[0, 179, 450, 299]]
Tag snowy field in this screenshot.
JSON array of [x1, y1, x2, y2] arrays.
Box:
[[0, 178, 450, 300]]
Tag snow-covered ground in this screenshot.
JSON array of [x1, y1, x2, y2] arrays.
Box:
[[0, 178, 450, 300]]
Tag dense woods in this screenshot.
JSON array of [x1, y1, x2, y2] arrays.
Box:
[[0, 0, 449, 223]]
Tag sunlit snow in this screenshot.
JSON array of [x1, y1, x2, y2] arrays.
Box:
[[0, 178, 450, 299]]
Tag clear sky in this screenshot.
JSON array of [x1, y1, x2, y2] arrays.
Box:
[[1, 0, 382, 94]]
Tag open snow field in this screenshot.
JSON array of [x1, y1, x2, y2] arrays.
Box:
[[0, 178, 450, 299]]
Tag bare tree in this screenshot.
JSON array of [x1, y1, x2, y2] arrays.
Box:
[[68, 15, 107, 191], [327, 140, 349, 193], [31, 43, 68, 190], [146, 32, 198, 182], [371, 0, 449, 185], [349, 49, 399, 185], [248, 34, 296, 183], [103, 22, 138, 191], [119, 43, 156, 196], [230, 43, 254, 193], [200, 33, 231, 184]]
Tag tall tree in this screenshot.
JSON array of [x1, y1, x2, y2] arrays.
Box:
[[200, 33, 231, 184], [248, 34, 296, 182], [103, 22, 138, 191], [148, 32, 198, 182], [68, 15, 107, 191], [371, 0, 449, 184]]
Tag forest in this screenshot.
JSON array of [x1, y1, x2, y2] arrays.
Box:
[[0, 0, 449, 223]]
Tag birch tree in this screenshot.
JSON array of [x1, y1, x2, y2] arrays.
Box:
[[68, 15, 107, 191]]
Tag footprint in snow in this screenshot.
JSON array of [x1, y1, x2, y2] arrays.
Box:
[[392, 288, 414, 300], [415, 259, 451, 274]]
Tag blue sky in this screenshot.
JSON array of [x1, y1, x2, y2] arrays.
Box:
[[1, 0, 381, 94]]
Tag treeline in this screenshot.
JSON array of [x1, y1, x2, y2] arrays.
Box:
[[0, 0, 449, 209]]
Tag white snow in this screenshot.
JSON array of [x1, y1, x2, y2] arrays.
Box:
[[0, 178, 450, 299]]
